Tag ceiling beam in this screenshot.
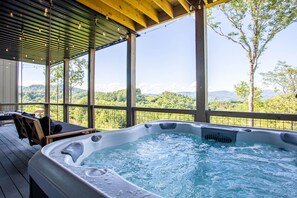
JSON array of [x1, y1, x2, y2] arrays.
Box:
[[205, 0, 231, 8], [153, 0, 174, 18], [99, 0, 147, 28], [124, 0, 160, 24], [178, 0, 191, 13], [136, 3, 189, 31], [77, 0, 136, 30], [202, 0, 208, 7]]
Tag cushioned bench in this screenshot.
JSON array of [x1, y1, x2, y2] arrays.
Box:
[[13, 113, 96, 147]]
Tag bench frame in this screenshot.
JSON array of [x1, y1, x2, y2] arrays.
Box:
[[13, 113, 96, 147]]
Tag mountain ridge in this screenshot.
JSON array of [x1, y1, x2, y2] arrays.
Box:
[[20, 85, 276, 101]]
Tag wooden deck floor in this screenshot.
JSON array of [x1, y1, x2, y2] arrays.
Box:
[[0, 125, 41, 198]]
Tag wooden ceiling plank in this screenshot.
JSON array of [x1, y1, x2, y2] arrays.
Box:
[[99, 0, 147, 28], [124, 0, 159, 23], [178, 0, 191, 13], [153, 0, 174, 18], [136, 3, 189, 31], [77, 0, 135, 31]]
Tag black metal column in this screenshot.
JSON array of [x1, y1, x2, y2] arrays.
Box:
[[127, 33, 136, 127], [88, 48, 95, 128], [63, 58, 69, 122], [195, 2, 208, 122], [44, 63, 50, 117]]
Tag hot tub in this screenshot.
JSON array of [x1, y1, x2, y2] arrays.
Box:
[[28, 121, 297, 198]]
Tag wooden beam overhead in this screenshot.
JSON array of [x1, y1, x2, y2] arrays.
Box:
[[99, 0, 147, 28], [153, 0, 174, 18], [202, 0, 209, 7], [205, 0, 231, 8], [124, 0, 160, 23], [77, 0, 136, 30], [178, 0, 191, 13]]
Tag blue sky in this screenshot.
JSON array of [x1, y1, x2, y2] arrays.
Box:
[[21, 11, 297, 94]]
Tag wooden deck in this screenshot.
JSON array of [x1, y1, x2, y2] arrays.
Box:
[[0, 125, 41, 198]]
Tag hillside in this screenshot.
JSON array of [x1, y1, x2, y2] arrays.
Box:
[[178, 90, 276, 101], [19, 84, 276, 103]]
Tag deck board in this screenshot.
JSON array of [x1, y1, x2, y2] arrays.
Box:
[[0, 125, 41, 198], [0, 163, 22, 198], [0, 130, 37, 160], [0, 139, 29, 182]]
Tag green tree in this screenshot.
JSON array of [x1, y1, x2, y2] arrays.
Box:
[[50, 58, 87, 103], [261, 61, 297, 95], [261, 61, 297, 116], [69, 58, 87, 103], [234, 81, 263, 111], [234, 81, 262, 101], [234, 81, 249, 101], [208, 0, 297, 118], [50, 64, 63, 103]]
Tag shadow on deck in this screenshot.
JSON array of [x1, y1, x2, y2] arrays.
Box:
[[0, 125, 41, 198]]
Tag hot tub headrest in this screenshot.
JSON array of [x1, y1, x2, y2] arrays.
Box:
[[61, 142, 84, 163], [280, 132, 297, 146], [159, 123, 177, 130]]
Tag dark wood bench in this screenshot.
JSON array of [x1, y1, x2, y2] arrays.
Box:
[[12, 113, 96, 147], [12, 113, 28, 138]]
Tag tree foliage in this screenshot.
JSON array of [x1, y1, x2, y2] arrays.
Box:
[[261, 61, 297, 94], [208, 0, 297, 115], [234, 81, 249, 101], [69, 58, 87, 92], [49, 58, 87, 103], [234, 81, 262, 102], [20, 83, 297, 130]]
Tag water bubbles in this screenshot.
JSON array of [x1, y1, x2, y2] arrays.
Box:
[[81, 133, 297, 197]]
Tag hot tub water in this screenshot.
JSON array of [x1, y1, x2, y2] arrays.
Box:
[[81, 132, 297, 198]]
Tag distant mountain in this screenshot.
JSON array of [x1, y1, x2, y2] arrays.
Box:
[[177, 92, 195, 98], [19, 85, 277, 102], [261, 90, 277, 100], [178, 90, 276, 101], [143, 93, 158, 97], [177, 91, 238, 101], [19, 84, 86, 94], [209, 91, 239, 101]]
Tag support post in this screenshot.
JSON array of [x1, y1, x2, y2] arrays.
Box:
[[63, 58, 70, 122], [45, 1, 52, 117], [195, 2, 208, 122], [88, 48, 95, 128], [45, 63, 50, 117], [15, 62, 19, 111], [127, 33, 136, 127]]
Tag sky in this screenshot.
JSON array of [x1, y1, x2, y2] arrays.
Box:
[[20, 9, 297, 94]]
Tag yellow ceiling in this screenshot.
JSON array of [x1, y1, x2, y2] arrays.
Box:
[[77, 0, 231, 31]]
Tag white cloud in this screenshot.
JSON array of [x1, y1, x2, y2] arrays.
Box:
[[138, 81, 196, 94], [138, 83, 163, 94]]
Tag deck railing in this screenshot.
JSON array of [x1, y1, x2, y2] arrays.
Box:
[[208, 110, 297, 131], [1, 103, 297, 131], [133, 107, 195, 124], [0, 103, 45, 117]]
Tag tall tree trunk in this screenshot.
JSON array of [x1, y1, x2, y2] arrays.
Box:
[[248, 61, 254, 127]]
